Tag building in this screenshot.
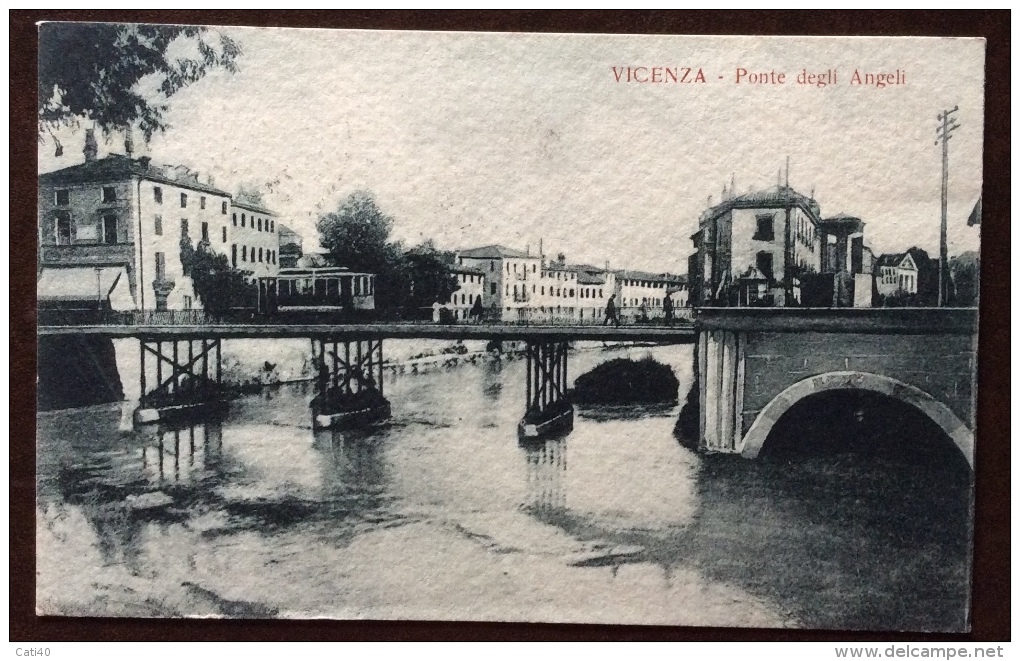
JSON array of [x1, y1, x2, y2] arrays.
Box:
[[688, 185, 873, 308], [455, 244, 542, 321], [614, 270, 689, 321], [446, 264, 486, 320], [875, 252, 920, 298], [39, 139, 283, 312], [278, 224, 304, 269], [38, 144, 232, 311], [229, 200, 281, 279]]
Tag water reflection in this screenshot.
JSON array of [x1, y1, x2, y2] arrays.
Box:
[[313, 427, 396, 525], [140, 420, 224, 485], [521, 436, 567, 514]]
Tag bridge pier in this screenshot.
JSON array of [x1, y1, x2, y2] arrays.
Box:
[[310, 336, 391, 430], [134, 337, 226, 426], [519, 340, 574, 440]]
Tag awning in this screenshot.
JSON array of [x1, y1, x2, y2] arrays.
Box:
[[37, 266, 135, 311]]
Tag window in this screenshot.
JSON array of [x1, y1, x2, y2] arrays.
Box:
[[258, 247, 263, 262], [490, 283, 496, 295], [181, 219, 189, 237], [257, 218, 262, 232], [103, 215, 118, 244], [55, 212, 72, 245], [55, 189, 70, 206], [241, 214, 246, 227], [754, 214, 775, 241], [180, 193, 188, 208], [200, 196, 206, 210], [102, 187, 116, 203], [183, 296, 193, 310], [153, 187, 162, 204], [232, 213, 238, 227], [155, 252, 166, 280], [242, 246, 247, 261], [154, 214, 163, 236], [756, 251, 774, 280], [270, 220, 275, 232], [541, 286, 545, 295], [222, 201, 228, 215], [222, 226, 228, 243], [231, 244, 237, 267], [201, 221, 209, 242]]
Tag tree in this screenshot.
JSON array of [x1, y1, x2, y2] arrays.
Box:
[[181, 236, 256, 315], [317, 191, 409, 309], [405, 240, 460, 309], [38, 23, 241, 142], [949, 252, 980, 306]]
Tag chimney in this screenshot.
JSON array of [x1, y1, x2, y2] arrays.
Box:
[[83, 129, 98, 163], [139, 156, 151, 170], [124, 129, 134, 157], [605, 260, 610, 271], [526, 244, 530, 256]]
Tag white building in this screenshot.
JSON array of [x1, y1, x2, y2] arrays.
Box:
[[38, 147, 232, 311], [447, 264, 486, 320], [38, 141, 282, 313], [614, 270, 689, 322], [875, 252, 919, 298], [229, 200, 282, 279], [455, 245, 542, 321]]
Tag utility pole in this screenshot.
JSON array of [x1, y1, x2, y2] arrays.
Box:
[[936, 106, 960, 306]]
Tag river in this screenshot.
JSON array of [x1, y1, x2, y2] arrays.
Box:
[[35, 343, 972, 630]]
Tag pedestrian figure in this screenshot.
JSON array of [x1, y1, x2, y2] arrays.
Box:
[[603, 294, 620, 327], [663, 292, 674, 326]]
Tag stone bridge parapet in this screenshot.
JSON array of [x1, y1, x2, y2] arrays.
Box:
[[695, 307, 978, 467]]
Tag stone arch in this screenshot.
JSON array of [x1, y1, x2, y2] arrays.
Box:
[[739, 371, 973, 469]]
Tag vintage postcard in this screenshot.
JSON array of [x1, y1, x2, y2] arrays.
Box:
[[36, 24, 983, 631]]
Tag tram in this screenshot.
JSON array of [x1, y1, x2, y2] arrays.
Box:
[[257, 266, 376, 317]]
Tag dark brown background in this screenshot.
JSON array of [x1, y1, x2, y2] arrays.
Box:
[[10, 10, 1010, 642]]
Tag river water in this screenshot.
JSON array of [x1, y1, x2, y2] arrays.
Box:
[[36, 343, 972, 630]]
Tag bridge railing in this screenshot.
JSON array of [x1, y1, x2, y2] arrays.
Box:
[[37, 305, 697, 328]]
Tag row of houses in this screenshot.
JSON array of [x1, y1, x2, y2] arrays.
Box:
[[37, 138, 929, 318], [444, 244, 688, 323]]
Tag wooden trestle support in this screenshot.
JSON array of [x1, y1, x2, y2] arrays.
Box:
[[135, 337, 226, 426], [519, 340, 574, 440], [310, 337, 391, 430]]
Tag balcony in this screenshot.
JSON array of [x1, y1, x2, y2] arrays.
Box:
[[39, 243, 135, 267]]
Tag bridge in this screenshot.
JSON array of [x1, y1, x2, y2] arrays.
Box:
[[695, 307, 977, 468], [37, 308, 978, 466], [38, 321, 696, 435]]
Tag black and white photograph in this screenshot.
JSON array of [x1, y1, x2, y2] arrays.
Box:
[[34, 23, 984, 632]]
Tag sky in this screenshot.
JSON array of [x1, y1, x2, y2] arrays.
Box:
[[39, 28, 985, 273]]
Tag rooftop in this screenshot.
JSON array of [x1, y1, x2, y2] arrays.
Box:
[[458, 244, 534, 259], [616, 269, 688, 284], [699, 185, 823, 227], [232, 199, 277, 216], [39, 154, 231, 197]]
